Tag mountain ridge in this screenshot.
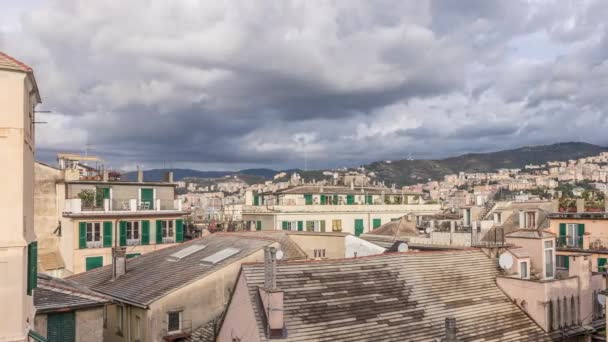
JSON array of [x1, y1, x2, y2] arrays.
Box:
[[122, 142, 608, 185]]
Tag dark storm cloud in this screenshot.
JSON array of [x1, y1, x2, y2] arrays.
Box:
[[2, 0, 608, 171]]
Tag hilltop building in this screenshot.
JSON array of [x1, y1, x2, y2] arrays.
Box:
[[0, 52, 41, 341], [242, 185, 441, 236], [35, 157, 187, 275]]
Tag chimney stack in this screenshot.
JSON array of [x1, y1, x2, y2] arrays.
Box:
[[112, 247, 127, 280], [164, 171, 174, 183], [443, 317, 458, 342], [260, 246, 285, 338], [137, 166, 144, 183], [103, 170, 109, 182], [576, 198, 585, 213]]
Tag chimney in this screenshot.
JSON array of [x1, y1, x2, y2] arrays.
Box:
[[443, 317, 458, 342], [576, 198, 585, 213], [112, 247, 127, 280], [260, 247, 285, 338], [102, 170, 109, 182], [137, 166, 144, 183], [164, 171, 174, 183]]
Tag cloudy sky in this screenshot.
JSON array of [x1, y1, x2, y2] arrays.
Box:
[[2, 0, 608, 171]]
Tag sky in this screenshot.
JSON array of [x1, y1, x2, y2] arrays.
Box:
[[2, 0, 608, 171]]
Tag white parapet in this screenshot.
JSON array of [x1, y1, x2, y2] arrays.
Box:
[[129, 199, 137, 212]]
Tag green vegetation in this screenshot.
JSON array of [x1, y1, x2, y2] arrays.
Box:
[[77, 189, 102, 209]]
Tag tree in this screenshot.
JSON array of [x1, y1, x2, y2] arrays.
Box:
[[78, 189, 99, 209]]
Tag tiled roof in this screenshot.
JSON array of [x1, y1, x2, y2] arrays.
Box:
[[224, 231, 307, 260], [240, 250, 551, 341], [34, 274, 110, 313], [505, 229, 555, 239], [185, 312, 224, 342], [482, 201, 553, 243], [0, 51, 32, 72], [68, 234, 274, 306]]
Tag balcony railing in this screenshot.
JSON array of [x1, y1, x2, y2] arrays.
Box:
[[556, 236, 583, 249]]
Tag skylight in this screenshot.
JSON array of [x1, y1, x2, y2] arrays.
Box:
[[200, 248, 240, 265], [167, 244, 207, 262]]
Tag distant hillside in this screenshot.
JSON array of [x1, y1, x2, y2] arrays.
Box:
[[366, 142, 608, 186], [122, 142, 608, 186]]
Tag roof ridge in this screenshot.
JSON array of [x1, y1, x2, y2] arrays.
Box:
[[0, 51, 32, 71]]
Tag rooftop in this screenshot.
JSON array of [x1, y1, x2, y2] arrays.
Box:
[[240, 250, 551, 341], [34, 274, 110, 314], [68, 234, 275, 307], [506, 229, 555, 239], [222, 231, 307, 260], [548, 212, 608, 220], [259, 185, 419, 196], [0, 51, 32, 72]]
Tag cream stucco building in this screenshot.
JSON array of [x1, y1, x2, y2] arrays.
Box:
[[0, 52, 41, 342]]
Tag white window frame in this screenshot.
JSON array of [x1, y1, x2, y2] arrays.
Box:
[[162, 220, 175, 243], [86, 222, 102, 248], [286, 221, 298, 232], [126, 221, 141, 246], [566, 223, 578, 247], [520, 261, 529, 279], [167, 310, 183, 333], [543, 240, 555, 279]]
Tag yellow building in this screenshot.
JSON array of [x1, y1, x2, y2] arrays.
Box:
[[0, 52, 42, 341]]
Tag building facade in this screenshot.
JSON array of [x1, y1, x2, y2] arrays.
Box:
[[0, 52, 41, 341]]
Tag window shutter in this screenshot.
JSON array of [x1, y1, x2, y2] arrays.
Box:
[[559, 223, 566, 236], [598, 258, 607, 272], [85, 256, 103, 271], [103, 222, 112, 247], [373, 218, 381, 229], [27, 241, 37, 295], [332, 195, 338, 205], [256, 221, 262, 231], [347, 195, 354, 205], [176, 219, 184, 242], [47, 314, 61, 342], [79, 222, 87, 249], [141, 220, 150, 245], [156, 220, 163, 243], [304, 194, 312, 205], [320, 220, 326, 232], [62, 312, 75, 342], [254, 195, 259, 206], [320, 195, 326, 205], [564, 256, 569, 270], [282, 221, 288, 230], [297, 221, 303, 231], [578, 224, 585, 237], [119, 221, 127, 246]]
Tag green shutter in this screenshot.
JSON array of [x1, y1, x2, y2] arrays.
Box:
[[282, 221, 288, 230], [141, 188, 154, 209], [141, 220, 150, 245], [320, 195, 326, 205], [127, 253, 141, 259], [85, 256, 103, 271], [304, 194, 313, 205], [156, 220, 163, 244], [365, 195, 373, 204], [256, 221, 262, 231], [564, 256, 569, 270], [578, 224, 585, 237], [559, 223, 566, 236], [347, 195, 354, 205], [254, 195, 260, 206], [79, 222, 87, 249], [320, 220, 326, 232], [103, 221, 112, 247], [332, 195, 338, 205], [176, 219, 184, 242], [354, 219, 364, 236], [48, 312, 75, 342], [598, 258, 607, 272], [119, 221, 127, 246], [373, 218, 382, 229], [27, 241, 37, 295], [297, 221, 303, 231]]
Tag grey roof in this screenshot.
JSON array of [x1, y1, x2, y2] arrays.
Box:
[[185, 313, 224, 342], [240, 250, 551, 341], [482, 201, 553, 243], [34, 274, 110, 313], [68, 234, 274, 307], [505, 229, 555, 239], [360, 216, 418, 248], [225, 231, 308, 260]]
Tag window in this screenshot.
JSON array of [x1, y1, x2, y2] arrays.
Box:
[[314, 249, 326, 258], [162, 220, 174, 238], [520, 261, 528, 279], [116, 306, 124, 335], [566, 223, 579, 247], [126, 221, 140, 245], [544, 240, 554, 279], [135, 316, 141, 342], [332, 220, 342, 232], [526, 212, 536, 228], [556, 255, 569, 270], [494, 213, 501, 225], [306, 221, 321, 232], [27, 241, 37, 295], [167, 311, 182, 333], [86, 222, 102, 247], [286, 221, 298, 231]]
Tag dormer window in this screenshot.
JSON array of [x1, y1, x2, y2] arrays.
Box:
[[525, 211, 536, 229], [494, 213, 502, 225]]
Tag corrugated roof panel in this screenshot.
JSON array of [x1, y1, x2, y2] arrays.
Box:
[[201, 248, 240, 265], [167, 244, 207, 261]]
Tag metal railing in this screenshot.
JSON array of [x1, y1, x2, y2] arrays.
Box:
[[556, 236, 583, 249]]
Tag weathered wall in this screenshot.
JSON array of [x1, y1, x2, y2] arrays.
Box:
[[34, 162, 62, 252], [33, 307, 103, 342], [287, 233, 345, 259], [217, 274, 262, 342]]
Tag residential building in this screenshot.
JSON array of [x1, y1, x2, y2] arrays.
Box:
[[497, 230, 605, 338], [68, 233, 297, 342], [218, 249, 552, 341], [33, 274, 110, 342], [35, 158, 188, 275], [0, 52, 41, 341], [242, 185, 441, 236]]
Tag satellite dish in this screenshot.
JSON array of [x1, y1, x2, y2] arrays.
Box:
[[598, 293, 606, 306], [425, 227, 432, 234], [499, 252, 514, 270], [276, 250, 284, 260], [397, 243, 409, 252]]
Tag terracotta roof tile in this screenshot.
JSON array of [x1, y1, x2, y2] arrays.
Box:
[[0, 51, 32, 72]]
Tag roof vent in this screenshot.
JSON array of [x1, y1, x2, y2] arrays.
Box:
[[201, 248, 240, 265], [167, 244, 207, 262]]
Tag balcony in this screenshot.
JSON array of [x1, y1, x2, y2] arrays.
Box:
[[556, 236, 584, 249], [64, 198, 184, 215], [243, 203, 442, 214]]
